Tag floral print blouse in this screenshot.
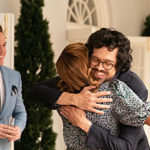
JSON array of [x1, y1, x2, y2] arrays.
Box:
[[58, 79, 150, 150]]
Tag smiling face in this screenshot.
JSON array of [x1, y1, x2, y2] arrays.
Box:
[[90, 46, 118, 82], [0, 32, 6, 66]]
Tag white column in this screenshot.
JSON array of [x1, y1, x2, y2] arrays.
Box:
[[0, 13, 14, 69], [0, 13, 14, 150]]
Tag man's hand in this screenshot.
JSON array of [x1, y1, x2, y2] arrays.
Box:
[[0, 124, 15, 139], [0, 124, 21, 141], [59, 106, 92, 133], [58, 85, 112, 114], [8, 126, 21, 141]]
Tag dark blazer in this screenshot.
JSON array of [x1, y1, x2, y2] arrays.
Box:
[[29, 70, 149, 150]]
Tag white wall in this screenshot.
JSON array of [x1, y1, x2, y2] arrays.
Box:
[[110, 0, 150, 36], [43, 0, 68, 62], [43, 1, 68, 149], [0, 0, 20, 24]]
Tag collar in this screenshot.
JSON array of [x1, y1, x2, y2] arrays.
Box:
[[111, 72, 120, 81]]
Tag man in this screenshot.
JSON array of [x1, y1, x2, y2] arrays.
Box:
[[29, 28, 149, 149], [0, 25, 27, 150]]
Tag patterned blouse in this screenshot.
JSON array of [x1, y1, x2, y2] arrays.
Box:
[[58, 79, 150, 150]]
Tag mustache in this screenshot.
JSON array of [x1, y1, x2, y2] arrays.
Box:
[[90, 67, 107, 74]]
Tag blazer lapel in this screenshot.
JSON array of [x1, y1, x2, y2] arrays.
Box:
[[0, 66, 12, 118]]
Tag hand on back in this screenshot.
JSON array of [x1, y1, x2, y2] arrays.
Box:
[[59, 106, 92, 133], [73, 85, 112, 114]]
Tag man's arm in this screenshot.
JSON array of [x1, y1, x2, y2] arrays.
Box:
[[60, 106, 141, 150], [28, 76, 63, 109], [86, 124, 141, 150], [29, 76, 112, 113], [29, 71, 147, 110]]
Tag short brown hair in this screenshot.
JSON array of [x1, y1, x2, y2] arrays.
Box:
[[56, 42, 89, 92], [0, 25, 3, 33]]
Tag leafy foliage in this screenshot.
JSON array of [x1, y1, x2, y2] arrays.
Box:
[[142, 14, 150, 36], [15, 0, 56, 149]]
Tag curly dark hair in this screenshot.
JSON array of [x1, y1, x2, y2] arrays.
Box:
[[85, 28, 133, 72]]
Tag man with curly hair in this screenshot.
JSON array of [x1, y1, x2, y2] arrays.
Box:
[[30, 28, 149, 150]]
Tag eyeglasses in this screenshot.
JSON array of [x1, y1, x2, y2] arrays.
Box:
[[90, 56, 114, 70]]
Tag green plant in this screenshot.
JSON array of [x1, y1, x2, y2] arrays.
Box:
[[142, 14, 150, 36], [15, 0, 56, 149]]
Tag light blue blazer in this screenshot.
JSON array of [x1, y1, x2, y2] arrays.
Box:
[[0, 66, 27, 150]]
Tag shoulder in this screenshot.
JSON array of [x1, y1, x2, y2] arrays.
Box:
[[2, 66, 21, 87], [116, 70, 148, 101], [110, 79, 142, 107], [109, 79, 128, 92], [109, 79, 142, 101], [2, 66, 20, 77], [117, 70, 142, 83], [101, 80, 127, 96]]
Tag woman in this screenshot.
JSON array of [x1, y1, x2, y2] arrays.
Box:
[[56, 42, 150, 150]]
